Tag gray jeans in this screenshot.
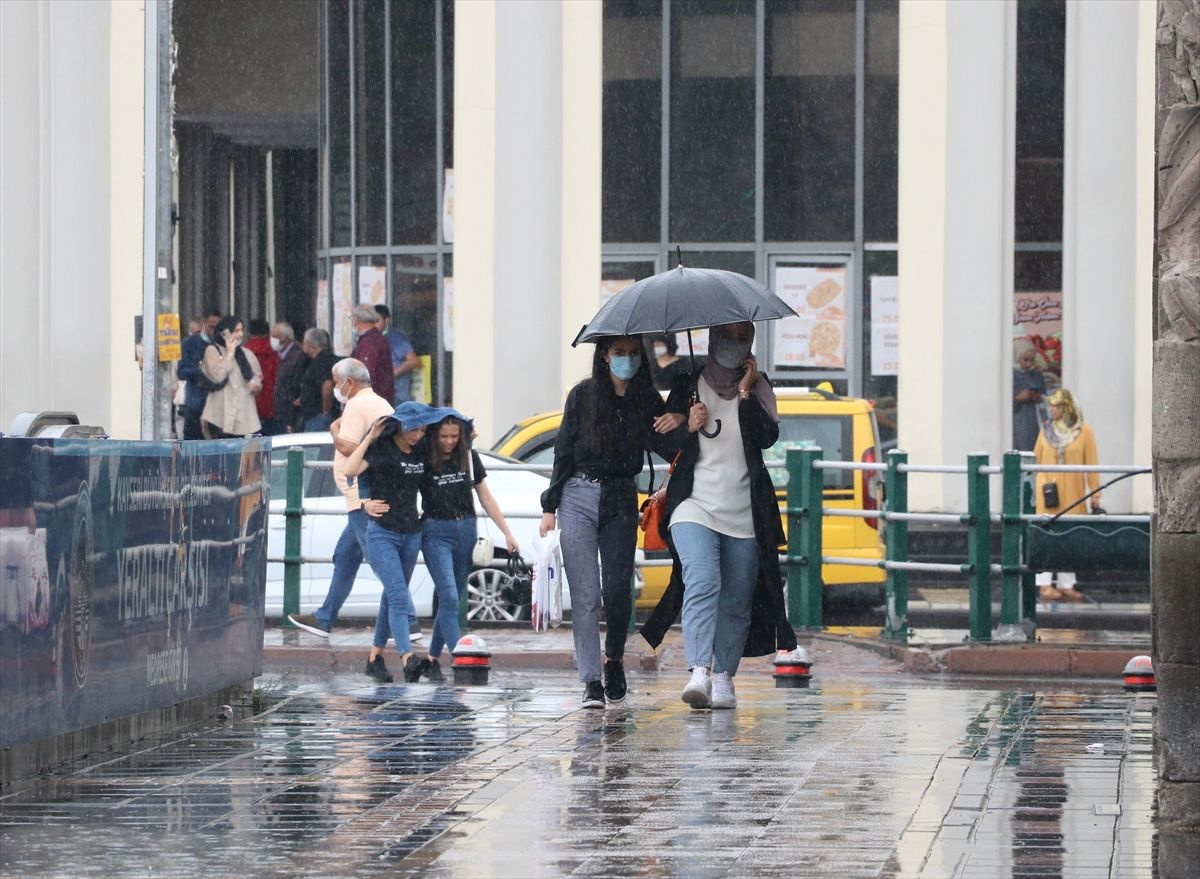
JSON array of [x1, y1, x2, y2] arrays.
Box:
[[556, 477, 638, 683]]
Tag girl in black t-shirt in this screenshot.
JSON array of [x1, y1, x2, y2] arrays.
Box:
[[420, 415, 520, 681], [344, 403, 451, 684]]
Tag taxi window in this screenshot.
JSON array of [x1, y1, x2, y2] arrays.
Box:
[[512, 432, 558, 463], [766, 415, 854, 490]]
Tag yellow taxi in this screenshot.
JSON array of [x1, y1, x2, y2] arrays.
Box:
[[491, 385, 886, 608]]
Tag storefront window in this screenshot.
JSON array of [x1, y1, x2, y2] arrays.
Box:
[[391, 254, 439, 401], [390, 0, 437, 245], [861, 249, 897, 446], [355, 0, 387, 246], [863, 0, 898, 243], [669, 0, 755, 242], [327, 0, 351, 248], [603, 0, 662, 243], [765, 0, 856, 242], [1014, 0, 1065, 244]]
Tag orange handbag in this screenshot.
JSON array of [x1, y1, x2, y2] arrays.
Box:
[[640, 451, 681, 552]]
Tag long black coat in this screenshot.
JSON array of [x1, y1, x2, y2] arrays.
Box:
[[640, 377, 797, 657]]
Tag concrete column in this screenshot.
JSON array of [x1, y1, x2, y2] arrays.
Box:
[[1061, 0, 1153, 512], [453, 0, 601, 442], [898, 0, 1016, 510], [1153, 0, 1200, 850]]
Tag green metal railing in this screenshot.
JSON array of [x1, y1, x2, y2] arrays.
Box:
[[783, 449, 1150, 644]]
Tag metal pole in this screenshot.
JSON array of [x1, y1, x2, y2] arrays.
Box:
[[998, 451, 1025, 640], [1019, 451, 1037, 632], [883, 450, 908, 642], [966, 453, 991, 642], [141, 0, 174, 440], [283, 447, 304, 627], [788, 447, 823, 631]]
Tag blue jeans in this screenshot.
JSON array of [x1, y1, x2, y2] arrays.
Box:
[[669, 522, 759, 675], [365, 522, 422, 653], [422, 517, 477, 658], [314, 508, 369, 630], [304, 413, 333, 433]]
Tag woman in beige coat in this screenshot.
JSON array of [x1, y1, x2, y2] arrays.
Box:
[[200, 314, 263, 438]]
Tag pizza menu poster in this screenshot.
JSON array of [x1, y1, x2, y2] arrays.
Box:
[[772, 265, 847, 369]]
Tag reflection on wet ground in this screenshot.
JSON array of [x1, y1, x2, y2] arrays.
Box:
[[0, 671, 1161, 878]]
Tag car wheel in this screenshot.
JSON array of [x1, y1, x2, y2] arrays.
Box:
[[466, 567, 527, 622]]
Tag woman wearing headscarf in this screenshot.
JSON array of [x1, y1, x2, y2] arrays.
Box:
[[1034, 388, 1101, 602], [200, 315, 263, 438], [642, 321, 797, 710]]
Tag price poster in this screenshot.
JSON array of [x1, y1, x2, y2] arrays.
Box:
[[772, 265, 847, 369], [870, 276, 898, 376]]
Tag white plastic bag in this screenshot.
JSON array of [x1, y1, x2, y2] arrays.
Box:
[[531, 530, 563, 632]]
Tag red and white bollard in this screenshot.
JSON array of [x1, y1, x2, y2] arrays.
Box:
[[773, 646, 813, 688], [452, 634, 492, 685], [1122, 655, 1156, 692]]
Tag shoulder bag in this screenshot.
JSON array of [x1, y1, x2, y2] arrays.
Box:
[[639, 450, 680, 552]]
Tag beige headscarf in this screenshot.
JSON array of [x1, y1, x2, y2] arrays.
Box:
[[1042, 388, 1083, 455]]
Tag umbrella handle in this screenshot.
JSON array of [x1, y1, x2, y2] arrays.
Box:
[[699, 419, 722, 439]]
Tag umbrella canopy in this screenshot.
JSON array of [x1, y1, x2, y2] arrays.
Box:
[[572, 266, 796, 346]]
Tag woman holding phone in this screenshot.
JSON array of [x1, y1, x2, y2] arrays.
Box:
[[200, 315, 263, 438]]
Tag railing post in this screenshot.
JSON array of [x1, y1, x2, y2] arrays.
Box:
[[283, 446, 303, 628], [998, 451, 1025, 640], [883, 450, 908, 642], [788, 447, 823, 631], [1019, 451, 1037, 632], [966, 452, 991, 642]]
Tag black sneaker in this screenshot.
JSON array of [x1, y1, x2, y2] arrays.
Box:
[[603, 659, 627, 705], [365, 655, 393, 683], [403, 654, 431, 683], [425, 657, 446, 683], [582, 680, 605, 709]]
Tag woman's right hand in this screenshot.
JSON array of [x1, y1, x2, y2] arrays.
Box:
[[687, 401, 708, 433], [539, 512, 556, 537], [653, 412, 685, 433], [362, 499, 390, 517]]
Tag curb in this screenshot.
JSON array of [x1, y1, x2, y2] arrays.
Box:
[[262, 644, 662, 675]]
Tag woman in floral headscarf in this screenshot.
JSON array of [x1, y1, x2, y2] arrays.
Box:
[[1033, 388, 1101, 602]]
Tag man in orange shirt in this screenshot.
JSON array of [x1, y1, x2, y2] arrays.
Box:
[[289, 358, 401, 636]]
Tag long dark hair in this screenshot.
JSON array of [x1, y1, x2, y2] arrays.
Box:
[[582, 336, 660, 457], [212, 315, 255, 382], [426, 415, 470, 472]]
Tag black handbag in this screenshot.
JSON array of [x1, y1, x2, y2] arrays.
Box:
[[1041, 483, 1060, 509]]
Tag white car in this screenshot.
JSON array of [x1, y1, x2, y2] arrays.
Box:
[[266, 433, 570, 622]]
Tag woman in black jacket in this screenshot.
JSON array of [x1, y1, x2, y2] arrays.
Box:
[[539, 336, 679, 709], [641, 321, 797, 710]]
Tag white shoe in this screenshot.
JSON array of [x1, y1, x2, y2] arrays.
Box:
[[775, 646, 812, 665], [711, 672, 736, 709], [410, 630, 424, 643], [681, 667, 712, 709]]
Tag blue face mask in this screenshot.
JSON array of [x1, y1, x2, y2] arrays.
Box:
[[609, 355, 641, 381]]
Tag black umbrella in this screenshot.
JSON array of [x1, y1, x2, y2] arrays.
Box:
[[572, 264, 796, 346]]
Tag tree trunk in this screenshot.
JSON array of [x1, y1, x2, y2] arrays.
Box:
[[1154, 0, 1200, 850]]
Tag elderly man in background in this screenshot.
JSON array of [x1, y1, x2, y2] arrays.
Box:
[[289, 358, 413, 637], [351, 303, 394, 404], [272, 321, 305, 432], [1012, 339, 1047, 452], [297, 327, 340, 433]]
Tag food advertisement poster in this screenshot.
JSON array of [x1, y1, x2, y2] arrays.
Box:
[[1013, 291, 1062, 336], [600, 279, 634, 307], [316, 280, 330, 331], [772, 265, 847, 369], [442, 276, 454, 352], [869, 275, 898, 376], [331, 261, 354, 355]]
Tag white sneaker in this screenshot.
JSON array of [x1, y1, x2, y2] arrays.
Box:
[[776, 646, 812, 665], [681, 667, 712, 709], [410, 630, 424, 643], [711, 672, 736, 709]]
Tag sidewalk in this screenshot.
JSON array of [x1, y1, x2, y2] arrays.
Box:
[[263, 614, 1152, 681]]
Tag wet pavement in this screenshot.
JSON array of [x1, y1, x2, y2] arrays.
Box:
[[0, 644, 1167, 879]]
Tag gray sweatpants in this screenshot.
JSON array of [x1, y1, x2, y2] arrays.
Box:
[[556, 477, 637, 683]]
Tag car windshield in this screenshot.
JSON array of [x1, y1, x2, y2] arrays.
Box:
[[268, 443, 336, 501], [765, 415, 854, 490]]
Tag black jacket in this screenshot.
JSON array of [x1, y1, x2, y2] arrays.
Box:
[[641, 375, 797, 657]]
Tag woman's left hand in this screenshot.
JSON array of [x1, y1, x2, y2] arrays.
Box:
[[362, 499, 390, 517], [653, 412, 685, 433], [737, 355, 759, 397]]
